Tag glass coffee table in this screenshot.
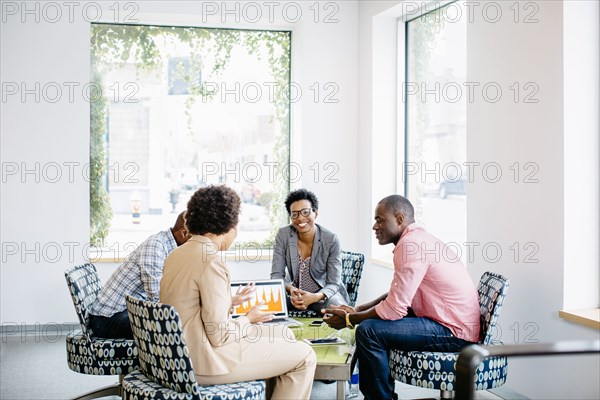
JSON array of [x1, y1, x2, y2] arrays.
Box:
[[290, 318, 356, 400]]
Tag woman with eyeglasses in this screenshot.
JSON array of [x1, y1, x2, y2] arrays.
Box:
[[271, 188, 350, 313]]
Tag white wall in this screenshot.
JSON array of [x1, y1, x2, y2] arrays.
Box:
[[467, 1, 599, 398], [357, 0, 599, 398], [2, 0, 598, 397], [1, 5, 91, 325], [0, 0, 358, 325]]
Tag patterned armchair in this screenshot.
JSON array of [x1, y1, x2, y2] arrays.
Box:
[[64, 263, 139, 399], [289, 250, 365, 318], [123, 295, 266, 400], [389, 271, 510, 398]]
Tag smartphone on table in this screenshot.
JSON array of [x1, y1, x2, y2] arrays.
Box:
[[304, 337, 345, 346]]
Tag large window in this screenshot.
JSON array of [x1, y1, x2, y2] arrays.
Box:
[[402, 1, 466, 248], [90, 24, 291, 254]]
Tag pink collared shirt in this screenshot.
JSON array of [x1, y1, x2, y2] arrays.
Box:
[[374, 224, 481, 343]]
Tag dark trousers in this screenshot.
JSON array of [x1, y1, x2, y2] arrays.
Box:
[[356, 317, 473, 400], [88, 309, 133, 339]]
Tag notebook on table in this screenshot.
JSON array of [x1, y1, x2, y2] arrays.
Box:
[[230, 279, 301, 327]]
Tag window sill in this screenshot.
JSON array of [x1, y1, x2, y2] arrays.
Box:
[[559, 308, 600, 330], [89, 249, 274, 264]]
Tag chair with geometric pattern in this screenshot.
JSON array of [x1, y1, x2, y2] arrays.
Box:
[[123, 295, 266, 400], [289, 250, 365, 318], [64, 263, 139, 399], [389, 271, 510, 399]]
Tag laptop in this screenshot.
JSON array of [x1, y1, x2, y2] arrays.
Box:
[[230, 279, 302, 327]]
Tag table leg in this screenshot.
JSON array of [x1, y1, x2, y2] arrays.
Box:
[[336, 380, 346, 400]]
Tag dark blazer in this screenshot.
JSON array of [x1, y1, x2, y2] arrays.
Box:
[[270, 224, 349, 307]]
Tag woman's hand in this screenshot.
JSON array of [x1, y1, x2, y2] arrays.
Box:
[[286, 284, 296, 294], [245, 302, 275, 324], [231, 282, 255, 307], [289, 287, 305, 309], [290, 289, 323, 310]]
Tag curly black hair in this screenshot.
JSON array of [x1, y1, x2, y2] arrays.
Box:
[[186, 185, 241, 235], [284, 188, 319, 215]]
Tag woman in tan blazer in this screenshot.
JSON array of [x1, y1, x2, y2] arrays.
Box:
[[160, 185, 316, 399]]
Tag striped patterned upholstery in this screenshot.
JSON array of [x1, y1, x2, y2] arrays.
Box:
[[389, 271, 510, 395], [289, 250, 365, 318], [124, 296, 266, 400]]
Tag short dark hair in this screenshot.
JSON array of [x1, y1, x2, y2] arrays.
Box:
[[186, 185, 241, 235], [284, 189, 319, 214], [172, 211, 186, 231], [379, 195, 415, 221]]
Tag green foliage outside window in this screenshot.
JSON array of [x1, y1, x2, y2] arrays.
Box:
[[90, 24, 291, 247], [90, 71, 112, 247]]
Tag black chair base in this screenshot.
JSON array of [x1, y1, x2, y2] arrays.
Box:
[[72, 382, 120, 400]]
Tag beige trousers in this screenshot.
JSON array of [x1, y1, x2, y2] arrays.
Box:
[[196, 324, 317, 400]]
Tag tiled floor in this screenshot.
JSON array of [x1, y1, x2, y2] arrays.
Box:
[[1, 334, 513, 399]]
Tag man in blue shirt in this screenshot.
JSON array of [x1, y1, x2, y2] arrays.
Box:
[[89, 212, 190, 339]]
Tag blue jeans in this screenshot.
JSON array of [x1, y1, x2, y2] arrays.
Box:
[[356, 317, 472, 400], [88, 310, 133, 339]]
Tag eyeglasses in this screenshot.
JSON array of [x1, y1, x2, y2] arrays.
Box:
[[290, 208, 314, 219]]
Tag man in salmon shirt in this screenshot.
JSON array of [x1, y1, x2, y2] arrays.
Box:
[[323, 194, 480, 400]]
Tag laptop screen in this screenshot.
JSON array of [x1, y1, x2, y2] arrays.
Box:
[[230, 279, 289, 318]]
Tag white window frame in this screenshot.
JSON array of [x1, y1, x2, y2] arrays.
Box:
[[370, 0, 456, 266]]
